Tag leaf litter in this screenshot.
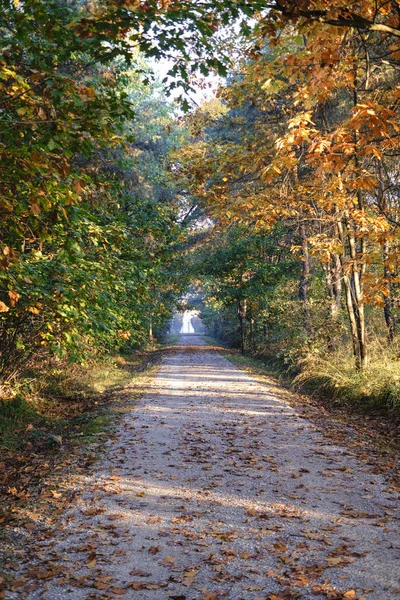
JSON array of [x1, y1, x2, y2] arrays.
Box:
[[1, 336, 399, 599]]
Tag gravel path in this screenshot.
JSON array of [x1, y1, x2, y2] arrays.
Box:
[[6, 335, 400, 600]]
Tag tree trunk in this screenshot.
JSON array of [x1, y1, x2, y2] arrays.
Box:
[[249, 317, 255, 352], [298, 224, 311, 336], [383, 240, 395, 342], [237, 299, 247, 355], [263, 322, 268, 352], [337, 218, 368, 369], [343, 56, 368, 369], [348, 227, 367, 368], [331, 253, 342, 317], [324, 252, 342, 321], [384, 295, 395, 343], [323, 252, 342, 350]]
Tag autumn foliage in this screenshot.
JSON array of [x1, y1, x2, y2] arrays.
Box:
[[0, 0, 190, 383], [2, 0, 400, 409], [176, 0, 400, 400]]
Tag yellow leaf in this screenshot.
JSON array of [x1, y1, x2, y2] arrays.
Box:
[[73, 179, 85, 194], [8, 290, 20, 306], [0, 301, 10, 312], [31, 202, 40, 216]]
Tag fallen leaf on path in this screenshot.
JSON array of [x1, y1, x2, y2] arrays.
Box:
[[87, 552, 97, 568], [146, 515, 162, 524], [82, 507, 106, 516], [268, 589, 301, 599], [326, 557, 356, 567], [109, 587, 126, 595], [161, 555, 176, 565], [243, 585, 263, 591], [128, 581, 163, 590], [182, 569, 197, 586]]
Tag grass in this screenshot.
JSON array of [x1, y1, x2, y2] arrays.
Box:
[[0, 351, 158, 452], [204, 334, 400, 418], [202, 333, 399, 465], [0, 395, 51, 450], [159, 334, 181, 347], [294, 342, 400, 415], [0, 346, 164, 546]]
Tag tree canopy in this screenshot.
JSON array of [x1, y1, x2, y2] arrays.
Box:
[[2, 0, 400, 407]]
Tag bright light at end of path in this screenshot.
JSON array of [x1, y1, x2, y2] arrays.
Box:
[[180, 310, 198, 334]]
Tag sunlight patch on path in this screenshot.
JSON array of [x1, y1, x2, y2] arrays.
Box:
[[6, 334, 400, 600]]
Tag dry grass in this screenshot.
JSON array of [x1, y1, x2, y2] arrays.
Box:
[[0, 352, 153, 450], [294, 339, 400, 415]]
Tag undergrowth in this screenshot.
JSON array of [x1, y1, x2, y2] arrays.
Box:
[[0, 395, 51, 450], [0, 352, 151, 451], [201, 335, 228, 348], [205, 334, 400, 418], [158, 334, 181, 347], [294, 340, 400, 415]]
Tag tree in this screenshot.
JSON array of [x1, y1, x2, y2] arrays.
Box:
[[176, 2, 400, 369], [0, 10, 186, 380]]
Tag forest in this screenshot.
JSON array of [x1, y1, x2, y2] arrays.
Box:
[[1, 3, 400, 600], [1, 0, 400, 449]]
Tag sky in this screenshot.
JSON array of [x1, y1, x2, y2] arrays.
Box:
[[151, 58, 221, 108]]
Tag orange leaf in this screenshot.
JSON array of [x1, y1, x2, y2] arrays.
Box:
[[8, 290, 20, 306], [87, 552, 97, 568]]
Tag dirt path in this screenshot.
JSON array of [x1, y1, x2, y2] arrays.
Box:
[[5, 336, 400, 600]]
